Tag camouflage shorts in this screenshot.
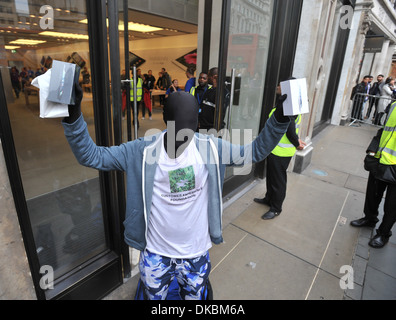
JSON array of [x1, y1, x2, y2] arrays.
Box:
[[138, 249, 211, 300]]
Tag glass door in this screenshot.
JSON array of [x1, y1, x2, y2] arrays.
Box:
[[0, 0, 123, 299], [218, 0, 275, 185]]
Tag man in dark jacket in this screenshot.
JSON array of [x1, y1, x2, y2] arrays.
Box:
[[350, 101, 396, 248], [198, 67, 229, 131], [161, 68, 172, 90], [350, 75, 370, 121], [366, 74, 384, 120]]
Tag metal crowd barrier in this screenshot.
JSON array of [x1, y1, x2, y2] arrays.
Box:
[[350, 93, 395, 127]]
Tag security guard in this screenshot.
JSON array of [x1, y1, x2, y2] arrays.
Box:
[[254, 86, 306, 220], [130, 72, 143, 125], [190, 72, 211, 114], [351, 101, 396, 248]]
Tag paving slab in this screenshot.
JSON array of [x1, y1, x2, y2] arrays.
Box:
[[305, 269, 345, 300], [232, 173, 351, 268], [367, 233, 396, 279], [210, 233, 317, 300], [362, 265, 396, 300]]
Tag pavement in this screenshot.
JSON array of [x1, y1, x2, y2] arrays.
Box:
[[104, 121, 396, 301]]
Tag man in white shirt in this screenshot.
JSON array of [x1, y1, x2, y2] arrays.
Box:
[[63, 88, 291, 300]]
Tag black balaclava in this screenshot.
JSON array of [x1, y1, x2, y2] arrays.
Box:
[[163, 92, 199, 159]]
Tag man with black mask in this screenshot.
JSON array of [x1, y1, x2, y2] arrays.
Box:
[[63, 85, 291, 300]]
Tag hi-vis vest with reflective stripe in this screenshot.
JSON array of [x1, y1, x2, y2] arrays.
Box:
[[189, 84, 212, 96], [376, 101, 396, 165], [269, 108, 301, 157], [130, 77, 143, 102]]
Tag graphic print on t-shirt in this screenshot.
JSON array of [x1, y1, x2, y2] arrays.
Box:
[[168, 165, 195, 193]]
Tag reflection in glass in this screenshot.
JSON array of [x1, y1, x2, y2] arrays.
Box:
[[0, 1, 107, 281], [227, 0, 274, 134], [225, 0, 274, 178]]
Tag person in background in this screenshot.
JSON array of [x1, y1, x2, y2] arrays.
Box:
[[10, 66, 21, 98], [366, 74, 384, 121], [165, 79, 181, 98], [142, 74, 153, 120], [198, 67, 229, 131], [161, 67, 172, 90], [146, 70, 156, 91], [350, 75, 370, 121], [155, 71, 166, 107], [374, 77, 395, 126], [184, 67, 196, 93], [190, 72, 211, 115], [130, 71, 143, 127], [20, 67, 29, 92]]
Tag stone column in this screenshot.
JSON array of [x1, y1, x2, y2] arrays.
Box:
[[385, 43, 396, 76], [331, 0, 374, 126], [371, 39, 390, 77]]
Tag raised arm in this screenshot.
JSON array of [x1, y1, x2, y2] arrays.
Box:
[[219, 95, 291, 166], [62, 84, 132, 172]]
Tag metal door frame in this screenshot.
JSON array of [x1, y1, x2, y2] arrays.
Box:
[[0, 0, 125, 300]]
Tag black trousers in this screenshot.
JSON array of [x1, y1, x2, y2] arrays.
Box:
[[264, 153, 292, 213], [364, 172, 396, 235]]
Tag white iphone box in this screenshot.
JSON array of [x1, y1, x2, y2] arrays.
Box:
[[280, 78, 309, 116]]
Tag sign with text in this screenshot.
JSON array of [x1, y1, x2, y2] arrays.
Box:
[[364, 37, 384, 53]]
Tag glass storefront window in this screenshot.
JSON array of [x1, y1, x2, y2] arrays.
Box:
[[119, 1, 198, 143], [227, 0, 274, 135], [0, 0, 107, 282], [225, 0, 274, 178]]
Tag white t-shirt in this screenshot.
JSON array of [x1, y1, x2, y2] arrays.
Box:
[[146, 134, 212, 259]]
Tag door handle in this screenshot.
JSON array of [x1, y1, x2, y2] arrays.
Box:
[[226, 68, 236, 131]]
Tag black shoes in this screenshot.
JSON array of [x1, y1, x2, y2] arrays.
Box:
[[254, 198, 280, 220], [351, 219, 391, 248], [261, 210, 280, 220], [369, 231, 392, 248], [253, 197, 270, 206], [350, 218, 378, 228]]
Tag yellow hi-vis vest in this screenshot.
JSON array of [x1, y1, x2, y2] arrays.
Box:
[[376, 101, 396, 165], [130, 77, 143, 102], [269, 108, 301, 157], [189, 84, 212, 96]]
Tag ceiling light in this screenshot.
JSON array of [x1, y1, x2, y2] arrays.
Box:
[[79, 18, 163, 33], [5, 45, 21, 50], [9, 39, 47, 45], [39, 31, 89, 40], [120, 22, 163, 33]]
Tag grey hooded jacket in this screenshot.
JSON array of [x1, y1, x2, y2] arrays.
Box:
[[63, 114, 289, 251]]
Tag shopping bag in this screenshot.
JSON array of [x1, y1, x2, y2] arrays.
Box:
[[144, 88, 152, 112], [31, 69, 69, 118], [122, 90, 127, 113]]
